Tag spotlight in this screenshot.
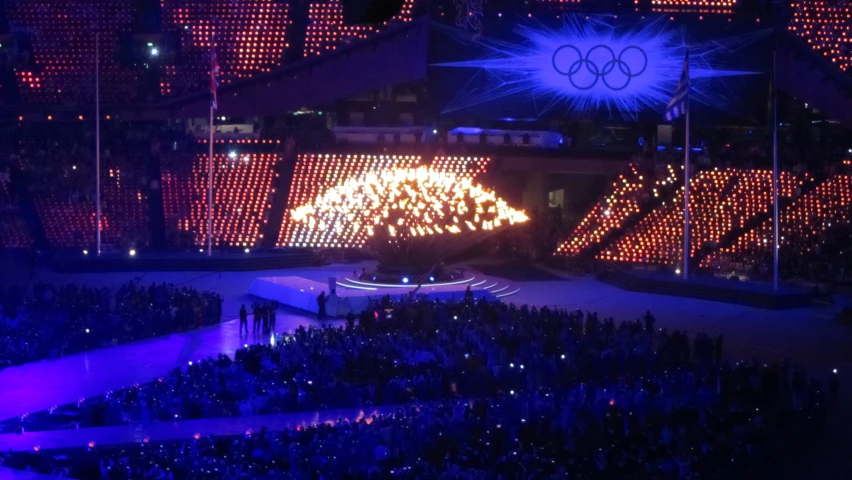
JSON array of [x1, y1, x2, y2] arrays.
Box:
[[675, 269, 681, 275], [83, 250, 88, 255], [150, 47, 159, 57], [129, 249, 137, 257], [429, 276, 435, 282], [244, 248, 250, 253], [229, 151, 237, 159], [85, 329, 90, 333], [402, 277, 409, 284]]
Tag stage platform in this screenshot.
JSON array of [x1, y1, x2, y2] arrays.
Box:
[[600, 270, 814, 309], [51, 250, 321, 273], [248, 275, 517, 316]]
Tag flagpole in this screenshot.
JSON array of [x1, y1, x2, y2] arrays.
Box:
[[95, 33, 101, 258], [207, 35, 216, 257], [772, 50, 779, 290], [207, 106, 213, 256], [683, 102, 690, 280]]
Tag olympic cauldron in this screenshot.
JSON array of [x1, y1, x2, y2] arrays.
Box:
[[288, 166, 529, 282]]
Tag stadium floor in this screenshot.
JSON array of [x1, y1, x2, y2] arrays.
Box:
[[1, 262, 850, 478]]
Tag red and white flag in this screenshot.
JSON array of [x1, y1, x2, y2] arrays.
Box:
[[209, 50, 220, 109]]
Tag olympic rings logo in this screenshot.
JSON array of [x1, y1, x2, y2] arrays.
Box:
[[551, 45, 648, 91]]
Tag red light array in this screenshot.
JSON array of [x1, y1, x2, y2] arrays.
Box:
[[30, 161, 148, 249], [5, 0, 139, 104], [160, 0, 291, 96], [162, 152, 278, 247], [650, 0, 737, 6], [789, 1, 852, 72], [598, 169, 804, 265], [704, 174, 851, 269], [556, 163, 678, 257], [304, 0, 415, 57]]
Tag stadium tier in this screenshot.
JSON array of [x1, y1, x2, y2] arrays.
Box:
[[555, 163, 679, 257], [28, 159, 148, 250], [0, 176, 31, 249], [789, 0, 852, 73], [304, 0, 415, 57], [596, 169, 806, 265], [162, 144, 280, 249], [703, 173, 852, 271], [6, 0, 139, 105], [160, 0, 292, 97]]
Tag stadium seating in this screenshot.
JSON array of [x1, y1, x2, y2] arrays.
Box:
[[650, 0, 737, 8], [0, 176, 31, 249], [34, 196, 97, 249], [789, 0, 852, 73], [556, 163, 678, 257], [304, 0, 416, 57], [599, 169, 804, 265], [704, 173, 851, 270], [6, 0, 139, 104], [162, 142, 279, 248], [159, 0, 292, 97], [32, 165, 148, 250]]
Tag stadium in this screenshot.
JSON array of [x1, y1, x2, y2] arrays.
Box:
[[0, 0, 850, 477]]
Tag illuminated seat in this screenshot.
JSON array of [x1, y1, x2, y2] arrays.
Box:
[[557, 163, 679, 257], [159, 0, 292, 97], [304, 0, 415, 57], [599, 169, 804, 266], [706, 173, 851, 270], [0, 178, 32, 249], [789, 0, 852, 73], [161, 146, 278, 247], [6, 0, 139, 104]]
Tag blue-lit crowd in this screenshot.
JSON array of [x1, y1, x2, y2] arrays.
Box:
[[0, 281, 222, 369], [2, 297, 827, 479]]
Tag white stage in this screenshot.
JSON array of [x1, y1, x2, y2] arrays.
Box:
[[247, 275, 515, 316]]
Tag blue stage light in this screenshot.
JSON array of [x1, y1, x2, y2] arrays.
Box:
[[433, 14, 769, 119], [402, 277, 410, 284], [429, 276, 435, 282]]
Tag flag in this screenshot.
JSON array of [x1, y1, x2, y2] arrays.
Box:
[[209, 50, 220, 110], [664, 49, 689, 122]]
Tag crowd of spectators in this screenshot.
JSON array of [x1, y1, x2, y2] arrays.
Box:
[[0, 281, 223, 369], [2, 297, 828, 479]]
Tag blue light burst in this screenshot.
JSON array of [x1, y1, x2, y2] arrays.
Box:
[[433, 15, 771, 118]]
